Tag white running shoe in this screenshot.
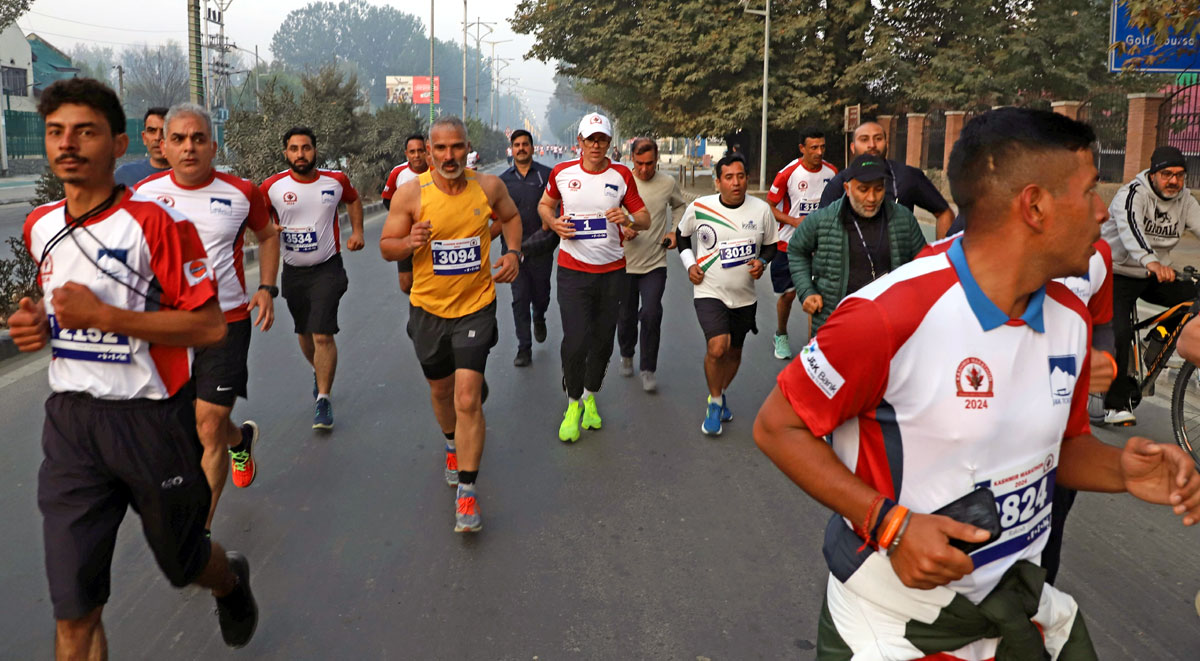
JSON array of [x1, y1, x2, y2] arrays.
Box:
[[1103, 409, 1136, 426]]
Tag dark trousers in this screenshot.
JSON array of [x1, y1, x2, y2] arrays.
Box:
[[1105, 274, 1195, 410], [1041, 486, 1076, 585], [511, 255, 553, 351], [617, 267, 667, 373], [557, 266, 624, 399]]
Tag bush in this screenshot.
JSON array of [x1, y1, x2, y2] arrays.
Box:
[[0, 166, 57, 326]]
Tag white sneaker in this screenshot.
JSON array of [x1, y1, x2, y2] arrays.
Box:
[[619, 356, 634, 377], [1103, 409, 1136, 426], [773, 334, 791, 360], [640, 371, 657, 392]]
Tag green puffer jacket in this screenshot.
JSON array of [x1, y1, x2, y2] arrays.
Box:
[[787, 196, 926, 331]]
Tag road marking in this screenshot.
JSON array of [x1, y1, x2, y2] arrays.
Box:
[[0, 354, 49, 390]]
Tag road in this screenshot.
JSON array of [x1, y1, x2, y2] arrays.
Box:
[[1, 171, 1199, 660]]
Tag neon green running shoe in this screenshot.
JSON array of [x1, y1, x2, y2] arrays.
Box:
[[581, 393, 602, 430], [559, 401, 582, 442]]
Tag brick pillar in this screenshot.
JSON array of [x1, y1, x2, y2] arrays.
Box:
[[1051, 100, 1082, 120], [906, 113, 926, 169], [876, 114, 896, 145], [944, 111, 967, 170], [1124, 93, 1167, 182]]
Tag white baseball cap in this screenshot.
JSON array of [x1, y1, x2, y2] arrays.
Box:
[[577, 112, 613, 139]]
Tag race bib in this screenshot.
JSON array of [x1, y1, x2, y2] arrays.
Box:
[[568, 215, 607, 240], [719, 237, 756, 268], [282, 226, 318, 253], [969, 453, 1057, 568], [48, 314, 131, 364], [432, 237, 482, 275]]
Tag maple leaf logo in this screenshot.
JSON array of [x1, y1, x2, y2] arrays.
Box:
[[966, 366, 985, 390]]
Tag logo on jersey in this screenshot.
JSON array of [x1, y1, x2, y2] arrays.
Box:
[[184, 258, 211, 286], [798, 180, 808, 191], [283, 191, 298, 205], [155, 195, 176, 208], [741, 220, 757, 230], [209, 197, 232, 215], [567, 179, 582, 191], [800, 338, 844, 399], [956, 357, 994, 398], [39, 255, 53, 285], [695, 224, 718, 251], [1048, 355, 1077, 405], [321, 189, 336, 204], [604, 183, 619, 198]]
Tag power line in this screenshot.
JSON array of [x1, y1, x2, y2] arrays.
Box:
[[28, 10, 183, 33], [18, 24, 183, 48]]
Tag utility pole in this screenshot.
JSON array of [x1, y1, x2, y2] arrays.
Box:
[[429, 0, 435, 125], [113, 65, 125, 98], [483, 39, 510, 129], [742, 0, 770, 192], [187, 0, 204, 105], [464, 18, 494, 119], [462, 0, 468, 119]]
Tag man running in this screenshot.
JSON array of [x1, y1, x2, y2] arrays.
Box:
[[500, 129, 555, 367], [539, 112, 651, 443], [381, 134, 429, 294], [114, 106, 168, 188], [618, 137, 686, 391], [755, 107, 1200, 659], [9, 78, 256, 656], [135, 103, 281, 535], [380, 116, 522, 533], [677, 153, 776, 434], [766, 128, 838, 359], [262, 127, 365, 430]]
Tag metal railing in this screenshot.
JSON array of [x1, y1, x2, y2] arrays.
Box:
[[1078, 92, 1128, 183], [924, 110, 946, 170], [4, 111, 147, 159], [890, 113, 907, 165], [1158, 84, 1200, 189]]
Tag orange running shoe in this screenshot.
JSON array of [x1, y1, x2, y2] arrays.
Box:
[[229, 421, 258, 488], [454, 485, 481, 532], [445, 447, 459, 486]]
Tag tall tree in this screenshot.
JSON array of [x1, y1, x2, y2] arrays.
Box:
[[120, 42, 189, 115], [68, 44, 118, 87], [0, 1, 31, 30]]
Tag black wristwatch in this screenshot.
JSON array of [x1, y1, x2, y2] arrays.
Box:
[[505, 249, 524, 264], [258, 284, 279, 298]]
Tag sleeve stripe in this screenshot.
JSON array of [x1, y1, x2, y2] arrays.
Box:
[[1125, 182, 1154, 254]]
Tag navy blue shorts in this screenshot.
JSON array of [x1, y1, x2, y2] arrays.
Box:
[[769, 251, 794, 294]]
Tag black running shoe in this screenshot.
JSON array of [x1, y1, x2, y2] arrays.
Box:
[[533, 319, 547, 343], [216, 552, 258, 648]]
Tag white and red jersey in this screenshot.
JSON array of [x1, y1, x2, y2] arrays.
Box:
[[767, 158, 837, 249], [921, 234, 1113, 326], [544, 158, 647, 273], [779, 236, 1090, 612], [135, 170, 270, 323], [381, 162, 422, 201], [23, 190, 218, 400], [261, 169, 358, 267]]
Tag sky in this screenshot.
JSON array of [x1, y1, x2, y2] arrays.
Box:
[[15, 0, 558, 131]]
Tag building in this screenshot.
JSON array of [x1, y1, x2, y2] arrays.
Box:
[[27, 33, 80, 97], [0, 24, 35, 112]]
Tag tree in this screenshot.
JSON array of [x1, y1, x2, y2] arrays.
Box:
[[0, 1, 31, 31], [120, 42, 189, 115], [544, 75, 596, 143], [68, 44, 118, 87], [1116, 0, 1200, 70]]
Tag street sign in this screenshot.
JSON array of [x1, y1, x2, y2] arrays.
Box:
[[844, 104, 861, 133], [1109, 0, 1199, 73], [385, 75, 441, 105]]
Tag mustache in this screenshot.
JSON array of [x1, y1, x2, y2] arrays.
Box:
[[55, 155, 86, 163]]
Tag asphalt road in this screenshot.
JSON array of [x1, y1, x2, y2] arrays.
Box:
[[1, 182, 1199, 660]]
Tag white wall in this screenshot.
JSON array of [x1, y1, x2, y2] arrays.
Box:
[[0, 24, 35, 112]]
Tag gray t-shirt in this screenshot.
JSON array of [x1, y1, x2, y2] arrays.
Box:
[[623, 172, 686, 274], [114, 158, 169, 188]]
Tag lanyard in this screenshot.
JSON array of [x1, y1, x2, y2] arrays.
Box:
[[850, 213, 888, 281]]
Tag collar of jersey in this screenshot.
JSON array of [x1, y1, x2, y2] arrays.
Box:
[[288, 170, 322, 184], [67, 187, 132, 228], [947, 236, 1045, 333], [169, 169, 216, 190]]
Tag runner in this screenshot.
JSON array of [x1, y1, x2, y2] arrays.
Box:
[[9, 78, 256, 655], [381, 134, 429, 294], [676, 153, 776, 434], [135, 103, 280, 534], [500, 129, 555, 367], [380, 116, 522, 532], [466, 150, 480, 170], [539, 112, 651, 442], [113, 106, 168, 188], [618, 137, 687, 391], [262, 127, 365, 430], [754, 107, 1200, 659], [766, 128, 837, 358]]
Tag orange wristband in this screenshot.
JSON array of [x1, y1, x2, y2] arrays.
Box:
[[1101, 350, 1117, 379], [878, 505, 909, 549]]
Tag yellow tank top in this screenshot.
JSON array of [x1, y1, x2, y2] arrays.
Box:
[[409, 169, 496, 318]]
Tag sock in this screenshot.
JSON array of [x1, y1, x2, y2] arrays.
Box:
[[458, 470, 478, 485], [569, 397, 579, 404], [316, 393, 330, 401], [583, 389, 595, 400], [443, 431, 456, 451]]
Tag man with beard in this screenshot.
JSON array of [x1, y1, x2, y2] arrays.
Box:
[[1099, 146, 1200, 426], [818, 121, 954, 238], [788, 154, 926, 333], [261, 127, 364, 430], [380, 116, 522, 533], [381, 134, 430, 294], [114, 107, 168, 187]]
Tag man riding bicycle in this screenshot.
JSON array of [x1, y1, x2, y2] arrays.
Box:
[[1101, 146, 1200, 425]]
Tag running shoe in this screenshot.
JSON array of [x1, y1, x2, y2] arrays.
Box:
[[702, 398, 723, 435], [641, 371, 657, 393], [229, 421, 258, 488], [720, 393, 733, 422], [454, 485, 482, 532], [1103, 409, 1136, 426], [773, 333, 791, 360], [559, 401, 582, 442], [313, 398, 333, 429], [620, 356, 634, 377], [445, 446, 459, 486], [534, 319, 547, 343], [581, 393, 602, 430], [514, 350, 532, 367], [215, 552, 258, 648]]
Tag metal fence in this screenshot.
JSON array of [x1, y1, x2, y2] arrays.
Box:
[[924, 110, 946, 170], [891, 113, 908, 165], [1078, 92, 1128, 183], [4, 111, 147, 158], [1157, 84, 1200, 189]]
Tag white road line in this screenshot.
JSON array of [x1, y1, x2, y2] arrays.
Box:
[[0, 354, 49, 390]]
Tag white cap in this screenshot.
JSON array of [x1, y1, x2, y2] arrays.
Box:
[[577, 112, 613, 139]]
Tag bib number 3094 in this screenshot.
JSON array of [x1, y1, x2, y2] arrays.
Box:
[[432, 237, 482, 275]]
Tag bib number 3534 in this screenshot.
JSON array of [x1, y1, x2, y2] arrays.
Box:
[[432, 237, 482, 275]]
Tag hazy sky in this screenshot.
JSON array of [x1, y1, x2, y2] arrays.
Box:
[[16, 0, 558, 127]]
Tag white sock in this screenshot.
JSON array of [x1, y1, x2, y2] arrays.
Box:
[[569, 397, 579, 404], [316, 394, 330, 401], [583, 389, 595, 400]]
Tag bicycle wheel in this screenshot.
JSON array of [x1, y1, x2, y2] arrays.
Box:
[[1170, 361, 1200, 467]]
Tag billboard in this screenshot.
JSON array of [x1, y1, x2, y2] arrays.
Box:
[[386, 76, 440, 105], [1109, 1, 1199, 73]]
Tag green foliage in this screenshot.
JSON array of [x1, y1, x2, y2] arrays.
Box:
[[349, 103, 426, 199], [120, 42, 189, 115], [1117, 0, 1200, 70], [0, 236, 40, 326], [0, 1, 31, 31], [31, 166, 64, 207], [464, 117, 509, 165], [544, 75, 595, 143]]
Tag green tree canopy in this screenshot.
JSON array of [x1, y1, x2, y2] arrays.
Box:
[[0, 1, 31, 31]]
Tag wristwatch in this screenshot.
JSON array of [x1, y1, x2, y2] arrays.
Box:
[[258, 284, 279, 298], [505, 249, 524, 264]]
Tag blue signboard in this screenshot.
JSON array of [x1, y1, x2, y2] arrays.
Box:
[[1109, 1, 1199, 73]]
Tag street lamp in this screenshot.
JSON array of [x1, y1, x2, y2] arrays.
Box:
[[741, 0, 770, 192], [483, 38, 511, 129]]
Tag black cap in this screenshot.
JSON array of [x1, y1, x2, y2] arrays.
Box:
[[1149, 146, 1186, 174], [844, 154, 888, 182]]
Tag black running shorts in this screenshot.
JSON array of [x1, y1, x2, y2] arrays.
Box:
[[397, 255, 413, 274], [406, 300, 498, 380], [281, 253, 348, 335], [38, 389, 212, 620], [694, 298, 758, 349], [192, 318, 252, 407]]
